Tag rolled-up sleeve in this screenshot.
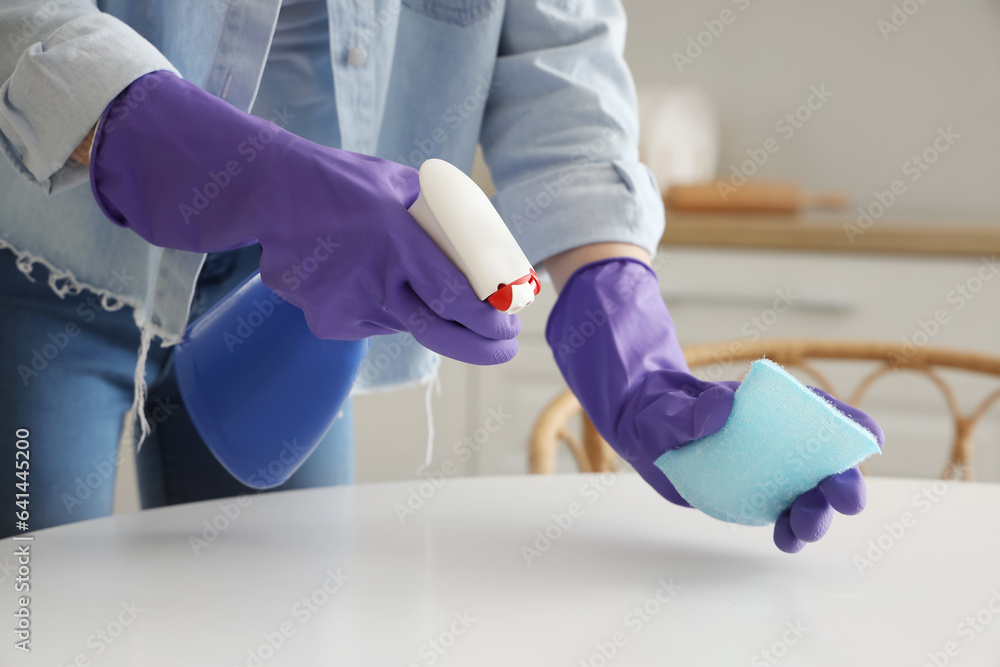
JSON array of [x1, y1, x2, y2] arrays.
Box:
[[0, 2, 177, 193], [480, 0, 664, 266]]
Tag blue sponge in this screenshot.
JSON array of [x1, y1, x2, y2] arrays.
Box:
[[655, 359, 880, 526]]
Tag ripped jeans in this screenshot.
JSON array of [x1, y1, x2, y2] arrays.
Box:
[[0, 245, 353, 538]]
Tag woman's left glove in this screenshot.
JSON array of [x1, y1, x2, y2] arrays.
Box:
[[89, 71, 519, 365]]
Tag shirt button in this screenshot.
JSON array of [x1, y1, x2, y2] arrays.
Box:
[[348, 46, 367, 67]]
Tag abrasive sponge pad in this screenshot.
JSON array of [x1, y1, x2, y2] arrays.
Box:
[[655, 359, 880, 526]]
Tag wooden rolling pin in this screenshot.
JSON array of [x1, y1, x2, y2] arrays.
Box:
[[666, 181, 849, 214]]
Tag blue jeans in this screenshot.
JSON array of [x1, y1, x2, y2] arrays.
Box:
[[0, 245, 353, 538]]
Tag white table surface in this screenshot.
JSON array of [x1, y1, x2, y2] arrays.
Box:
[[3, 474, 999, 666]]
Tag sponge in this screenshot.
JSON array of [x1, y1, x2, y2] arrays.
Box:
[[655, 359, 880, 526]]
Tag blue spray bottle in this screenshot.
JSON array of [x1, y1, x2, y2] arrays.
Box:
[[173, 159, 539, 488]]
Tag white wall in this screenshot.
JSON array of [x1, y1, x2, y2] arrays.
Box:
[[621, 0, 1000, 219]]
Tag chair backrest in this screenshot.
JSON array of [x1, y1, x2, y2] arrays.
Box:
[[529, 339, 1000, 481]]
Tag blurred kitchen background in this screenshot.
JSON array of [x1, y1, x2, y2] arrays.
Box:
[[353, 0, 1000, 485]]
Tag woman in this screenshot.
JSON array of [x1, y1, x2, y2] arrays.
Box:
[[0, 0, 880, 551]]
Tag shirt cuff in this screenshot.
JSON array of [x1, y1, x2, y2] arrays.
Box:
[[0, 12, 178, 194], [491, 159, 666, 267]]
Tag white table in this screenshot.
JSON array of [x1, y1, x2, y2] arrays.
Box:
[[3, 475, 999, 666]]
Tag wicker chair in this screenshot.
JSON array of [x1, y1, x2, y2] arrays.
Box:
[[529, 339, 1000, 481]]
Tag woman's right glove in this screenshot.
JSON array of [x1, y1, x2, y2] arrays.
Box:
[[546, 258, 885, 553], [89, 71, 519, 365]]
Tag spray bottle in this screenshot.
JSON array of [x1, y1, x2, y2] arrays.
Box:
[[173, 159, 539, 488]]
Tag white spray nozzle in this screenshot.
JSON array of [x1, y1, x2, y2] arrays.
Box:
[[407, 159, 539, 314]]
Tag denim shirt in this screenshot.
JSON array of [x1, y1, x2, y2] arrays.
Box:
[[0, 0, 664, 393]]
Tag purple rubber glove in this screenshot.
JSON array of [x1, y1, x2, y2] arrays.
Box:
[[90, 71, 518, 365], [773, 390, 883, 553], [545, 258, 884, 553]]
